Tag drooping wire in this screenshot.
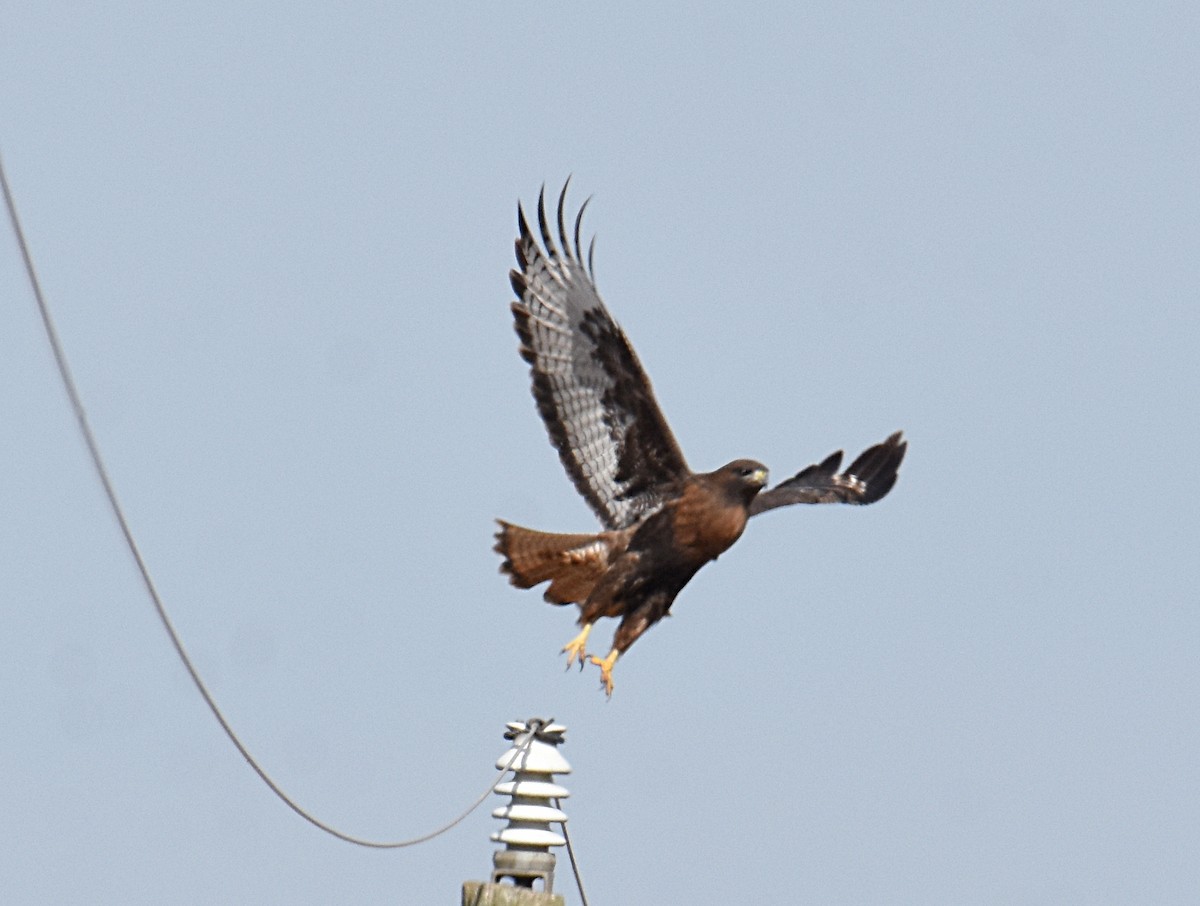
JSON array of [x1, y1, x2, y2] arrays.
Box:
[[1, 150, 524, 848], [555, 797, 592, 906]]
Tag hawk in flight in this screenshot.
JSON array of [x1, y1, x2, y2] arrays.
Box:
[[495, 183, 906, 696]]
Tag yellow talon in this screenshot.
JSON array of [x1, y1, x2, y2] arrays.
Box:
[[560, 623, 593, 670], [588, 649, 620, 698]]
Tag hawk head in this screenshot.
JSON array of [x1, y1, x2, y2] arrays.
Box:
[[715, 459, 770, 505]]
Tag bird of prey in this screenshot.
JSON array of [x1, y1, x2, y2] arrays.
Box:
[[495, 183, 906, 696]]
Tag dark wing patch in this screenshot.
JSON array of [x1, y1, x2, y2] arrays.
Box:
[[509, 183, 690, 530], [749, 431, 907, 515]]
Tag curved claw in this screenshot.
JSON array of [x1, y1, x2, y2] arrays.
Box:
[[560, 623, 593, 670]]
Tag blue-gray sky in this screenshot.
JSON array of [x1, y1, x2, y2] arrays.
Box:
[[3, 4, 1198, 903]]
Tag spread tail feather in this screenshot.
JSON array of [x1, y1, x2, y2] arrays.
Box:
[[494, 520, 621, 605]]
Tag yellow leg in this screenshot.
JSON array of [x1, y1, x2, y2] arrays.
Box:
[[561, 623, 593, 670], [588, 649, 620, 698]]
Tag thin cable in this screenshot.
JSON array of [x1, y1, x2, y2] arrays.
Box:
[[555, 797, 591, 906], [1, 150, 519, 848]]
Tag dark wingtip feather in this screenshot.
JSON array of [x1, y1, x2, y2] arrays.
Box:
[[515, 204, 536, 272], [819, 450, 843, 473], [852, 431, 907, 504], [557, 178, 573, 259], [537, 184, 559, 259], [509, 269, 527, 299], [574, 195, 593, 266], [789, 450, 842, 485], [863, 473, 898, 504]]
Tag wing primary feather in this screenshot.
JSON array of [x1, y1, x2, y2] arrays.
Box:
[[557, 179, 573, 260], [819, 450, 843, 473], [574, 196, 593, 265], [537, 185, 560, 261], [851, 433, 907, 504], [846, 433, 901, 481], [846, 447, 883, 479], [787, 451, 840, 485], [515, 205, 534, 270], [509, 270, 527, 298]]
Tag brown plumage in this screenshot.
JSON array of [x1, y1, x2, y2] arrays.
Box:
[[496, 183, 907, 696]]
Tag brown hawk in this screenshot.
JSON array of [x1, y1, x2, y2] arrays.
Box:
[[495, 183, 906, 696]]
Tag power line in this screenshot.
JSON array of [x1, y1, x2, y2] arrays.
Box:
[[1, 150, 525, 849], [557, 797, 592, 906]]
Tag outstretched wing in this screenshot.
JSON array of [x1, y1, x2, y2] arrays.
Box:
[[750, 431, 907, 515], [509, 183, 690, 530]]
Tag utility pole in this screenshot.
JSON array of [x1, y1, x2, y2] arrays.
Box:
[[461, 719, 571, 906]]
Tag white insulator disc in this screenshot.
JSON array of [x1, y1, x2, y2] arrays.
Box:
[[492, 803, 567, 823], [493, 779, 569, 799], [490, 828, 567, 848]]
